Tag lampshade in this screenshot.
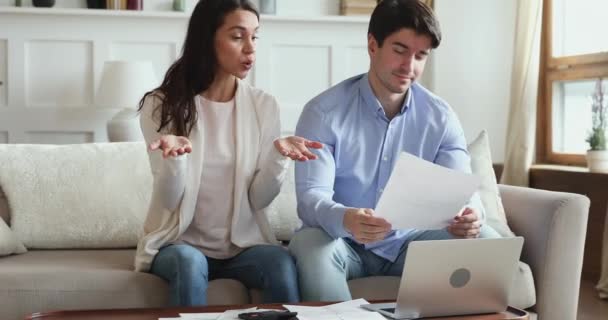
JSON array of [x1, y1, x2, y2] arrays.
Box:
[[96, 60, 158, 109]]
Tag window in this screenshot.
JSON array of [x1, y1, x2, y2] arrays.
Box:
[[538, 0, 608, 165]]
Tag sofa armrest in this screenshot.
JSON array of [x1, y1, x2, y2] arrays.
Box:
[[498, 184, 589, 319]]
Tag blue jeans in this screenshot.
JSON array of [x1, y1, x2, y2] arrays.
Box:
[[288, 226, 501, 301], [150, 244, 300, 306]]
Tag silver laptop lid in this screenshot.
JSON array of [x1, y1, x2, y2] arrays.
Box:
[[394, 237, 524, 319]]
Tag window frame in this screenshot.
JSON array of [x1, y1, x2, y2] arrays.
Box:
[[537, 0, 608, 166]]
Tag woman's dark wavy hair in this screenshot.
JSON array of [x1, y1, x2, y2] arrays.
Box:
[[138, 0, 259, 137], [369, 0, 441, 49]]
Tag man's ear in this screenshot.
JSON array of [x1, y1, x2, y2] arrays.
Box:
[[368, 34, 377, 56]]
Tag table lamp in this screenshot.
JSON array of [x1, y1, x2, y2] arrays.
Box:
[[96, 60, 158, 142]]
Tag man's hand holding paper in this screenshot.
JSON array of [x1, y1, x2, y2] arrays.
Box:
[[448, 207, 483, 238], [343, 208, 392, 244]]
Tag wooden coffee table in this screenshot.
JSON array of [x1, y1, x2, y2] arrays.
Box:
[[26, 302, 529, 320]]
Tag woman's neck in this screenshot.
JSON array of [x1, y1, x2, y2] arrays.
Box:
[[202, 73, 237, 102]]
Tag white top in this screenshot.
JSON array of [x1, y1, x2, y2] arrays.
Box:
[[135, 79, 289, 272], [178, 97, 242, 259]]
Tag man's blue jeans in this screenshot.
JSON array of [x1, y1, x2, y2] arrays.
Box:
[[288, 226, 501, 301], [150, 244, 300, 306]]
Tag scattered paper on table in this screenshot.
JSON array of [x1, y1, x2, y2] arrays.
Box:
[[167, 300, 385, 320], [177, 307, 280, 320], [178, 312, 222, 319], [284, 299, 385, 320]]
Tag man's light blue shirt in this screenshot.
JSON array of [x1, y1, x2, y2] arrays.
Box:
[[294, 73, 484, 262]]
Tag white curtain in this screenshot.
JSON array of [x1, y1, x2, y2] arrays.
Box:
[[500, 0, 544, 186]]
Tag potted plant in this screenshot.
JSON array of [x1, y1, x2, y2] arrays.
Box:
[[585, 78, 608, 172]]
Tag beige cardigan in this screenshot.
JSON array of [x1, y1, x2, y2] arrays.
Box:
[[134, 79, 289, 272]]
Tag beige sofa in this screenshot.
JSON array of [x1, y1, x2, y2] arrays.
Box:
[[0, 142, 589, 320]]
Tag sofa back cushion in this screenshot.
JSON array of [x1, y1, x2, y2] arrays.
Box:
[[0, 186, 9, 225], [0, 142, 152, 249]]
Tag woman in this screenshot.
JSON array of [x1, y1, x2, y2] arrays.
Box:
[[134, 0, 321, 306]]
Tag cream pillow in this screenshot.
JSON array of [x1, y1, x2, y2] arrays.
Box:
[[0, 142, 152, 249], [0, 217, 26, 256], [266, 163, 302, 241], [0, 186, 9, 225], [468, 131, 515, 237], [0, 185, 26, 256]]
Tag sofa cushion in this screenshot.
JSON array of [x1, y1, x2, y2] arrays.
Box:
[[468, 131, 515, 237], [509, 261, 536, 309], [0, 217, 26, 257], [0, 250, 256, 320], [348, 261, 536, 310], [0, 250, 167, 320], [0, 143, 152, 249]]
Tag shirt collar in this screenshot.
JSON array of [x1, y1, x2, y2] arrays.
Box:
[[359, 73, 412, 117]]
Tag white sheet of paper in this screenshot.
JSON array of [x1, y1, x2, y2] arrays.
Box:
[[179, 307, 257, 320], [217, 308, 258, 320], [284, 299, 384, 320], [178, 312, 222, 319], [325, 298, 370, 312], [375, 152, 481, 230]]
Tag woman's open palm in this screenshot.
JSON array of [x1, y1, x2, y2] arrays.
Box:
[[274, 136, 323, 161], [149, 135, 193, 158]]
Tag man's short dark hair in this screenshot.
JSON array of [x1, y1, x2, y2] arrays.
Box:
[[369, 0, 441, 49]]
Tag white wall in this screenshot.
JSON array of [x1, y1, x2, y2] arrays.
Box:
[[0, 7, 369, 143], [0, 0, 196, 10], [433, 0, 516, 163], [0, 0, 342, 15], [0, 0, 516, 162], [271, 0, 340, 16]]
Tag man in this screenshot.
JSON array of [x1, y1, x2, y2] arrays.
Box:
[[289, 0, 500, 301]]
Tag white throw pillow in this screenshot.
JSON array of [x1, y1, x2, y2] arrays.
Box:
[[468, 131, 515, 237], [266, 163, 302, 241], [0, 142, 152, 249], [0, 186, 10, 225], [0, 217, 27, 256]]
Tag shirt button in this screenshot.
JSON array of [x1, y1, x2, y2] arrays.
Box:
[[379, 188, 384, 193], [383, 156, 388, 161]]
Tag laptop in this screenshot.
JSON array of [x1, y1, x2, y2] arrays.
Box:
[[361, 237, 524, 319]]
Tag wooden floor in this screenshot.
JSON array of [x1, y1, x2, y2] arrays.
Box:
[[578, 278, 608, 320]]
